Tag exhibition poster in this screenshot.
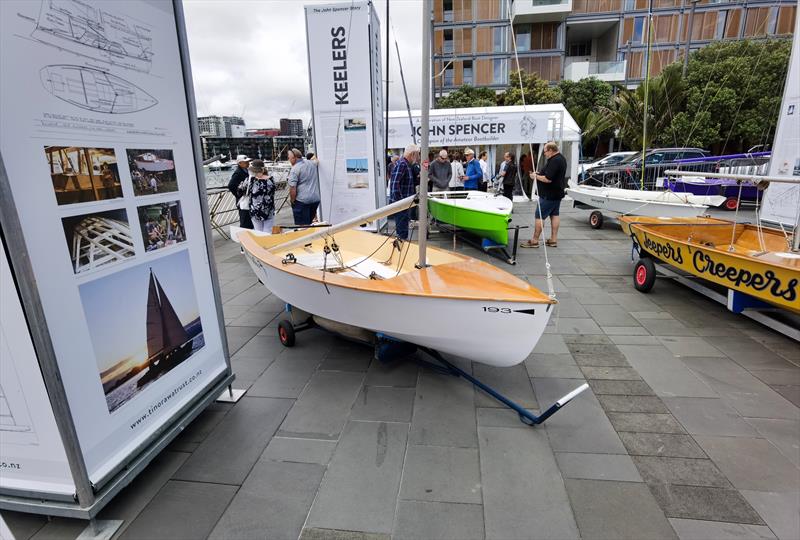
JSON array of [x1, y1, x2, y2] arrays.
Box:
[[762, 15, 800, 227], [305, 1, 385, 226], [0, 0, 227, 489], [0, 236, 75, 497]]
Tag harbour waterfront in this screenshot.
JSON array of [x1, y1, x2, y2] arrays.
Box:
[[5, 199, 798, 540]]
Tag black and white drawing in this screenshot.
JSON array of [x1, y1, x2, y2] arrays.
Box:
[[0, 327, 38, 446], [40, 65, 157, 114]]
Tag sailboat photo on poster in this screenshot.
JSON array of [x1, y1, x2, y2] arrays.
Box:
[[79, 249, 204, 414]]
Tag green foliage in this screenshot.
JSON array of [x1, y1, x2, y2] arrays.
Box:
[[435, 85, 497, 109], [501, 70, 561, 106], [558, 77, 613, 119]]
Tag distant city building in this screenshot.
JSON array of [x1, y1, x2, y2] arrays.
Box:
[[280, 118, 304, 137], [247, 128, 281, 137], [431, 0, 796, 94], [229, 124, 246, 138], [304, 125, 315, 154], [198, 115, 225, 137], [200, 136, 305, 162], [222, 116, 246, 137]]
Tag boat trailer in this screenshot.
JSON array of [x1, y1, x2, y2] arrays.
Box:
[[277, 305, 589, 426], [431, 223, 527, 265]]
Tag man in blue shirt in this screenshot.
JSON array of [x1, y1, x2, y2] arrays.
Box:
[[389, 143, 420, 240], [461, 148, 482, 190]]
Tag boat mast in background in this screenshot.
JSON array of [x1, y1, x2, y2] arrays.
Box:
[[417, 0, 431, 268], [640, 0, 654, 190]]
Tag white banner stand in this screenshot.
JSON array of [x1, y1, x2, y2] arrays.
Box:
[[0, 0, 235, 523]]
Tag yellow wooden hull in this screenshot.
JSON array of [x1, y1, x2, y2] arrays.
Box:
[[619, 216, 800, 314]]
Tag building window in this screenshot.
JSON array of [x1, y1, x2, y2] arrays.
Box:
[[623, 0, 636, 10], [444, 65, 454, 86], [767, 7, 778, 34], [443, 0, 453, 22], [632, 16, 645, 44], [715, 10, 727, 40], [568, 41, 592, 57], [516, 25, 531, 51], [443, 29, 453, 54], [493, 26, 506, 53], [493, 58, 507, 85], [463, 60, 473, 85]]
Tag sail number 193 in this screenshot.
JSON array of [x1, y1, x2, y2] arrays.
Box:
[[482, 306, 512, 313]]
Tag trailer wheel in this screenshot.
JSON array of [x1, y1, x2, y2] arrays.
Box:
[[278, 320, 296, 347], [589, 211, 604, 229], [723, 197, 739, 211], [633, 258, 656, 293]]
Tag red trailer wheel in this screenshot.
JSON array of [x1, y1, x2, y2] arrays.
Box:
[[724, 197, 739, 211], [278, 320, 296, 347], [633, 258, 656, 292]]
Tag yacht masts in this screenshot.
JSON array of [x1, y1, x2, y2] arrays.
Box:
[[417, 0, 431, 268]]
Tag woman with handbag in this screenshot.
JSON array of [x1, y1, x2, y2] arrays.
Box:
[[246, 159, 276, 233]]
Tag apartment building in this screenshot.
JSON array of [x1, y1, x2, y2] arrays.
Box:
[[279, 118, 304, 137], [432, 0, 796, 94]]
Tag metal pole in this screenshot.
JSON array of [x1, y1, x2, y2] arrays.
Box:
[[641, 0, 654, 190], [418, 0, 431, 267], [395, 39, 416, 145], [683, 0, 698, 77], [384, 0, 390, 158]]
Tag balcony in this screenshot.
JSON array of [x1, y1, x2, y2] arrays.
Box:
[[512, 0, 571, 23], [564, 59, 627, 82]]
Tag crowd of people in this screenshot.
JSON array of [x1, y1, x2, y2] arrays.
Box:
[[386, 141, 568, 247]]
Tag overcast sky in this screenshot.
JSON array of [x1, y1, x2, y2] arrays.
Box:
[[183, 0, 424, 129]]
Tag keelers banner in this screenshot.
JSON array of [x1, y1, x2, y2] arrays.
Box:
[[305, 1, 385, 226], [0, 0, 228, 491], [387, 110, 552, 148]]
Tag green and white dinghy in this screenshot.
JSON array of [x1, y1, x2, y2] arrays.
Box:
[[428, 191, 513, 245]]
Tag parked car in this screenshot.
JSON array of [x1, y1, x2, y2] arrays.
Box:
[[579, 151, 636, 180], [582, 148, 710, 189]]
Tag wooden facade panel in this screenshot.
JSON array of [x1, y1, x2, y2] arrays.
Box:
[[434, 29, 443, 54], [454, 61, 463, 86], [726, 9, 742, 39], [622, 17, 634, 44], [434, 60, 443, 88], [777, 6, 796, 35], [653, 14, 678, 43], [434, 0, 443, 23], [573, 0, 622, 14], [477, 0, 499, 20], [650, 49, 675, 77], [744, 7, 770, 37], [475, 59, 492, 85], [627, 51, 643, 78], [475, 27, 492, 53], [463, 27, 473, 54]]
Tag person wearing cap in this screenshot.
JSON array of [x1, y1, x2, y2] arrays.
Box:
[[228, 155, 252, 229], [429, 150, 451, 192], [460, 148, 482, 190]]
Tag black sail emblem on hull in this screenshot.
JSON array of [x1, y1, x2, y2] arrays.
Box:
[[514, 309, 537, 315]]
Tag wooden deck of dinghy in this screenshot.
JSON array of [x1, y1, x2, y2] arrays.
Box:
[[239, 228, 555, 304]]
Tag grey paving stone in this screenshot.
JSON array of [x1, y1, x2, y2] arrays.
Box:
[[233, 334, 287, 360], [657, 336, 725, 358], [399, 445, 482, 504], [209, 460, 324, 540], [639, 318, 698, 336], [225, 325, 261, 355], [744, 418, 800, 467], [553, 296, 591, 318], [262, 436, 338, 465], [301, 529, 390, 540], [475, 406, 539, 428], [1, 511, 46, 540], [668, 518, 776, 540], [25, 517, 86, 540], [633, 456, 731, 488], [533, 378, 626, 454], [602, 325, 652, 336], [597, 394, 670, 413], [555, 452, 643, 482], [565, 342, 624, 356], [393, 500, 484, 540], [570, 287, 617, 305], [613, 293, 663, 312], [278, 370, 364, 439], [683, 357, 800, 420], [694, 436, 800, 492], [565, 479, 677, 540], [307, 421, 408, 535], [410, 368, 477, 448], [228, 309, 276, 328], [585, 304, 640, 327], [562, 334, 614, 345], [619, 345, 717, 398], [619, 432, 707, 458], [525, 353, 583, 379], [548, 317, 604, 335], [532, 333, 570, 354], [229, 353, 278, 389], [350, 386, 415, 423], [479, 426, 579, 540], [97, 451, 189, 536], [174, 397, 292, 484], [365, 357, 419, 387], [580, 366, 642, 380], [608, 412, 686, 434], [589, 379, 656, 396], [750, 369, 800, 387], [610, 335, 662, 346], [473, 363, 537, 408], [320, 353, 372, 372], [167, 409, 228, 453], [119, 480, 238, 540], [663, 397, 759, 437], [770, 385, 800, 408], [706, 336, 795, 371], [573, 353, 632, 367], [648, 484, 765, 525], [247, 350, 322, 398], [740, 490, 800, 540]]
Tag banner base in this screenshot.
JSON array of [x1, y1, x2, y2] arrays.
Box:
[[77, 519, 123, 540]]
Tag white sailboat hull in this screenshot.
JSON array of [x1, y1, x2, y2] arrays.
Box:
[[244, 254, 552, 367], [567, 186, 724, 218]]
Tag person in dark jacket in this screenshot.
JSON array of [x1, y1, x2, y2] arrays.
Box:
[[498, 152, 517, 200], [227, 155, 253, 229]]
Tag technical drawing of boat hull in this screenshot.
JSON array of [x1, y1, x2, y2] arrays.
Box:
[[40, 65, 157, 114]]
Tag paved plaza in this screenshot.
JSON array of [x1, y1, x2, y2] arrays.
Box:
[[4, 201, 799, 540]]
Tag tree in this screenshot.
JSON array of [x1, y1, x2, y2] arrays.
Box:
[[676, 39, 790, 152], [500, 70, 561, 106], [558, 77, 614, 155], [435, 85, 498, 109]]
